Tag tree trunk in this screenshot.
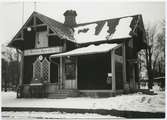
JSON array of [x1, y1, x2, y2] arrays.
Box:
[[146, 46, 153, 89], [148, 70, 153, 89]]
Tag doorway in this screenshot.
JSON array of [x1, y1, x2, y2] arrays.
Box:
[[50, 63, 59, 83], [77, 53, 111, 90]]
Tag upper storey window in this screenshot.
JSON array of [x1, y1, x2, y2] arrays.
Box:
[[35, 31, 48, 48]]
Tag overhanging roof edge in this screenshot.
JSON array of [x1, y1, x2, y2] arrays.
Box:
[[50, 43, 118, 58]]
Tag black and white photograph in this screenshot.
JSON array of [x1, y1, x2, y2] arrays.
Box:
[[1, 0, 165, 119]]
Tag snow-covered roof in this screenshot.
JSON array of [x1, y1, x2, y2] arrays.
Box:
[[50, 43, 118, 58], [9, 12, 145, 49], [74, 17, 133, 44]]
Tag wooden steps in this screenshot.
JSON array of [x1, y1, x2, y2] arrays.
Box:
[[47, 89, 79, 99]]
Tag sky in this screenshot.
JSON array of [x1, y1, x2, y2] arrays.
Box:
[[0, 0, 165, 45]]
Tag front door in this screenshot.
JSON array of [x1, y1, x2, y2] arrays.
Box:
[[64, 62, 77, 89]]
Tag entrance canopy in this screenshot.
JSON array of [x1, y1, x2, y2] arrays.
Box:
[[50, 43, 118, 58]]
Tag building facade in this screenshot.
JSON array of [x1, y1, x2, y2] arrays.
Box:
[[8, 10, 147, 98]]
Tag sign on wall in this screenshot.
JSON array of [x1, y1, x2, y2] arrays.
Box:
[[24, 47, 63, 56]]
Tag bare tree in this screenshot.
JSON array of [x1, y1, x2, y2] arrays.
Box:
[[1, 44, 19, 91], [145, 24, 157, 89], [154, 20, 165, 75], [138, 20, 165, 89]]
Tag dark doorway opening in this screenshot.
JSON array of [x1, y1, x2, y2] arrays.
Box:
[[78, 53, 111, 90], [50, 63, 59, 83], [115, 61, 123, 90]]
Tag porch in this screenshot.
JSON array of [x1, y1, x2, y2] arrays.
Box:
[[49, 43, 127, 98], [19, 43, 127, 98]]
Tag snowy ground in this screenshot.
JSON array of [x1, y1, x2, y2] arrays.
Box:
[[2, 91, 165, 113], [2, 111, 121, 119]]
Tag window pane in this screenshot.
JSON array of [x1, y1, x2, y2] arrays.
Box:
[[33, 59, 42, 79], [42, 58, 50, 81], [65, 63, 75, 80]]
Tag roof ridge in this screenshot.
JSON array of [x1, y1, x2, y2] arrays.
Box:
[[33, 11, 141, 27], [76, 14, 141, 27], [34, 11, 64, 25]]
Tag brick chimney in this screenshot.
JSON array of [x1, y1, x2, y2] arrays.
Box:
[[64, 10, 77, 27]]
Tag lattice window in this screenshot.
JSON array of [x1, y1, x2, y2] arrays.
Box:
[[41, 58, 50, 82], [33, 59, 42, 79], [33, 57, 50, 82]]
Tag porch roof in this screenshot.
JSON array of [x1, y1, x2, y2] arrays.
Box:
[[50, 43, 118, 58]]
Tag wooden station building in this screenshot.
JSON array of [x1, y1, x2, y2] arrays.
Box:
[[8, 10, 147, 98]]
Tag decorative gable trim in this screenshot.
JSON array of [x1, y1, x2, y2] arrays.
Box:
[[8, 12, 75, 48]]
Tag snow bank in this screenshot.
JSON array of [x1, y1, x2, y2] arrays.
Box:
[[2, 111, 121, 119], [2, 91, 165, 113]]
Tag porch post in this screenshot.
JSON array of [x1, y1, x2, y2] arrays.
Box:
[[59, 57, 63, 89], [111, 50, 116, 92], [123, 42, 128, 91], [75, 57, 78, 89], [19, 51, 24, 86]]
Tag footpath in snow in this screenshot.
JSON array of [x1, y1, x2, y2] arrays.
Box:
[[2, 91, 165, 113]]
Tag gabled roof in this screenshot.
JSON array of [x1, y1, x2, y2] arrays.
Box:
[[35, 12, 74, 41], [8, 11, 146, 48], [8, 12, 75, 48]]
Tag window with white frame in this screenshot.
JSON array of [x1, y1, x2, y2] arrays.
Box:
[[33, 57, 50, 82]]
